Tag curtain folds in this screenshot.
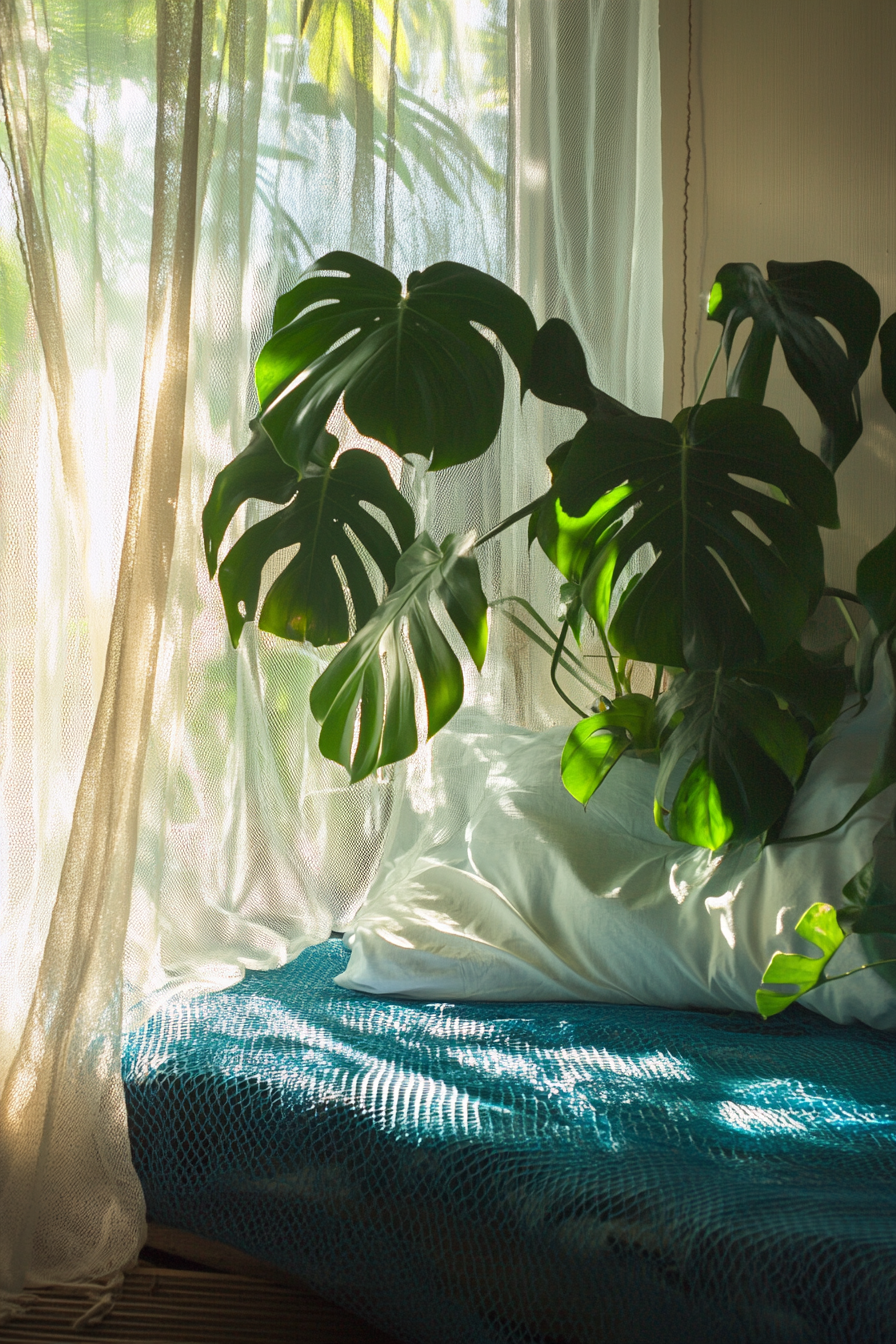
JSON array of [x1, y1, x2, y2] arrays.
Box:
[[0, 0, 662, 1298]]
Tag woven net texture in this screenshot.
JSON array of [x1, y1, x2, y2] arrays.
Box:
[[122, 939, 896, 1344]]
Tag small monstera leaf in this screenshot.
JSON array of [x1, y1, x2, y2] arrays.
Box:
[[707, 260, 880, 471], [309, 531, 487, 781], [654, 671, 809, 849], [755, 903, 845, 1019], [554, 398, 838, 671], [561, 694, 658, 806], [213, 449, 415, 649], [528, 318, 633, 421], [255, 251, 536, 474]]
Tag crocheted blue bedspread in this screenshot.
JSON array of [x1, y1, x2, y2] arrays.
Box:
[[121, 939, 895, 1344]]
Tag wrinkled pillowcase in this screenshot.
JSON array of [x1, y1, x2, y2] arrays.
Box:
[[338, 686, 896, 1030]]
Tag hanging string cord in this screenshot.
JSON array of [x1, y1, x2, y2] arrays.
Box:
[[680, 0, 693, 409]]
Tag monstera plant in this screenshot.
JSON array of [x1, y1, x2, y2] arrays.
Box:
[[203, 250, 896, 1017]]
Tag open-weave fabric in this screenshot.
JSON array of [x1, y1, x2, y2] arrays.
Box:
[[124, 939, 896, 1344], [0, 0, 662, 1293]]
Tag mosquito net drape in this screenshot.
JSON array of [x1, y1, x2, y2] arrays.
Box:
[[0, 0, 661, 1300]]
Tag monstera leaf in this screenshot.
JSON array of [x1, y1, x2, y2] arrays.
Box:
[[853, 320, 896, 695], [561, 694, 658, 806], [755, 903, 845, 1018], [735, 641, 848, 736], [210, 449, 416, 649], [880, 311, 896, 413], [309, 531, 488, 780], [254, 251, 536, 474], [840, 805, 896, 990], [786, 633, 896, 848], [202, 420, 302, 578], [857, 526, 896, 639], [553, 398, 838, 671], [854, 525, 896, 697], [707, 260, 880, 471], [528, 318, 633, 421], [654, 671, 809, 849]]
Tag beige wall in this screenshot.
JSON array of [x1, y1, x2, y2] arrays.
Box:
[[659, 0, 896, 590]]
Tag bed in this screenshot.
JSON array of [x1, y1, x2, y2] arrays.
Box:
[[122, 938, 896, 1344]]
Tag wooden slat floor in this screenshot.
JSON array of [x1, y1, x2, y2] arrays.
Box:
[[0, 1227, 404, 1343]]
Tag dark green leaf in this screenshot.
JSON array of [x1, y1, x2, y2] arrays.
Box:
[[737, 642, 848, 734], [255, 251, 536, 474], [561, 694, 658, 806], [555, 398, 837, 670], [755, 903, 845, 1018], [784, 633, 896, 843], [528, 318, 633, 421], [216, 449, 415, 648], [856, 525, 896, 637], [879, 312, 896, 414], [654, 671, 808, 848], [855, 621, 884, 699], [202, 421, 299, 578], [844, 806, 896, 987], [707, 259, 880, 471], [309, 532, 488, 780]]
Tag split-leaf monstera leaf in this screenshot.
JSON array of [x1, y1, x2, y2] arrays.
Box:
[[653, 670, 809, 848], [309, 532, 488, 781], [255, 250, 536, 473], [203, 251, 535, 662], [552, 398, 838, 671], [527, 318, 633, 422], [221, 449, 415, 648], [755, 903, 845, 1018], [706, 259, 880, 472]]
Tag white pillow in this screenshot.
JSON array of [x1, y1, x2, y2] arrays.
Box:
[[338, 678, 896, 1030]]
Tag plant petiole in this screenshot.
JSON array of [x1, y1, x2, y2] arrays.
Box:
[[551, 619, 591, 718], [692, 331, 725, 410], [816, 957, 896, 988], [474, 494, 548, 549], [833, 595, 861, 647], [594, 618, 623, 698]]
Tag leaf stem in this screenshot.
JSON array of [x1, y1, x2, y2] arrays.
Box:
[[693, 331, 724, 410], [834, 595, 861, 647], [772, 789, 869, 845], [818, 957, 896, 987], [593, 617, 622, 697], [493, 604, 611, 695], [475, 493, 548, 549], [551, 619, 591, 718]]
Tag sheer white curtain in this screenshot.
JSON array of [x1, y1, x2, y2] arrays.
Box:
[[0, 0, 661, 1303]]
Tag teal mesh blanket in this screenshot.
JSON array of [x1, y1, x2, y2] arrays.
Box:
[[122, 939, 895, 1344]]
